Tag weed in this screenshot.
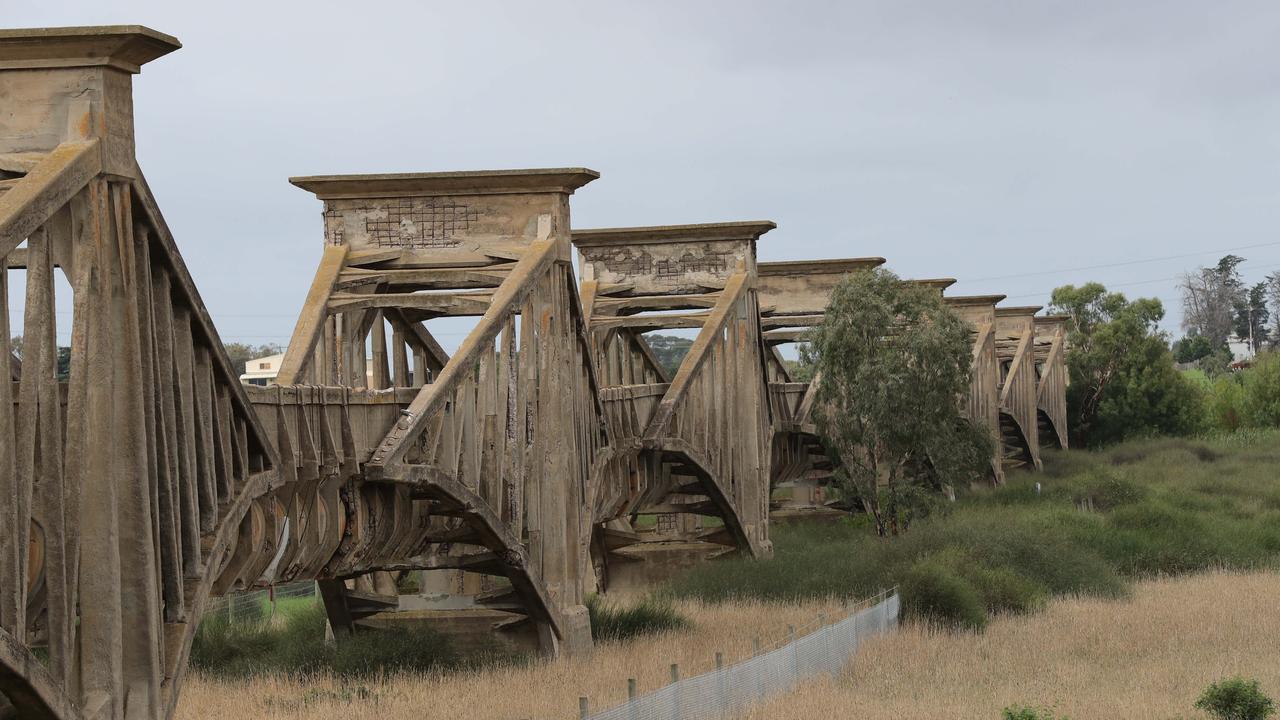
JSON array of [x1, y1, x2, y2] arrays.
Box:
[[586, 594, 691, 642]]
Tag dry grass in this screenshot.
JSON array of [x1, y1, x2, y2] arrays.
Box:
[[178, 571, 1280, 719], [744, 570, 1280, 720], [176, 597, 848, 720]]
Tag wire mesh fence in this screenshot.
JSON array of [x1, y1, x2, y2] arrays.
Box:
[[203, 581, 318, 624], [584, 590, 899, 720]]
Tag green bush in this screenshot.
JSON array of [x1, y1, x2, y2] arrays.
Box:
[[586, 595, 690, 642], [900, 558, 987, 630], [1195, 677, 1275, 720], [962, 563, 1046, 615], [1207, 374, 1248, 432], [1067, 467, 1146, 510], [1243, 353, 1280, 428]]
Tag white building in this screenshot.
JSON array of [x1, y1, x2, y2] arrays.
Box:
[[1227, 335, 1255, 365], [239, 352, 382, 386], [240, 352, 285, 386]]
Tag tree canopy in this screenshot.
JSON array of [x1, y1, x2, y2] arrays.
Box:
[[642, 334, 693, 377], [1049, 283, 1202, 446], [807, 268, 992, 536]]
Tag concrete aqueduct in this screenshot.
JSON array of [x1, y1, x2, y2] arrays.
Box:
[[0, 26, 1067, 720]]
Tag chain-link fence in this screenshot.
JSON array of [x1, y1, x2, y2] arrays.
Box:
[[585, 590, 899, 720], [203, 581, 318, 624]]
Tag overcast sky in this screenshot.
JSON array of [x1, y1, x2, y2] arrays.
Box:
[[11, 0, 1280, 350]]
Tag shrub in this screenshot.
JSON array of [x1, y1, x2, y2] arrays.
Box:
[[586, 595, 690, 642], [1069, 467, 1145, 511], [1243, 353, 1280, 428], [962, 564, 1046, 615], [1195, 677, 1275, 720], [900, 557, 986, 630], [1207, 374, 1248, 432]]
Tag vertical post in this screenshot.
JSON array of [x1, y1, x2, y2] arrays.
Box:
[[578, 696, 589, 720], [627, 677, 637, 720], [670, 663, 681, 719], [715, 651, 725, 708]]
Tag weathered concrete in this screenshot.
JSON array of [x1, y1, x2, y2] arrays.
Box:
[[0, 24, 1071, 720]]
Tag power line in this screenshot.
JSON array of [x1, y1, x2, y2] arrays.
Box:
[[1003, 260, 1280, 301], [967, 239, 1280, 283]]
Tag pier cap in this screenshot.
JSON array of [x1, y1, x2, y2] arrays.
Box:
[[757, 258, 885, 276], [995, 305, 1044, 317], [944, 294, 1007, 307], [908, 277, 958, 292], [290, 168, 599, 199], [0, 25, 180, 73], [572, 221, 776, 248]]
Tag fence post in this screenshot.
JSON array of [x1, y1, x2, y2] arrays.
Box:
[[627, 677, 637, 720], [715, 651, 725, 709], [579, 696, 589, 720], [670, 663, 681, 719]]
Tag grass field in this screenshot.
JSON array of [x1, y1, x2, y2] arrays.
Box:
[[177, 430, 1280, 718], [176, 597, 849, 720], [671, 432, 1280, 628], [742, 570, 1280, 719]]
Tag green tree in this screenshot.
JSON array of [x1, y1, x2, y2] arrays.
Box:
[[782, 352, 816, 382], [1171, 334, 1215, 364], [7, 336, 70, 379], [807, 268, 992, 536], [642, 334, 692, 377], [1181, 255, 1246, 347], [1236, 282, 1270, 352], [1049, 283, 1203, 446]]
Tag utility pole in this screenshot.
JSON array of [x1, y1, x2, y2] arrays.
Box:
[[1249, 305, 1256, 356]]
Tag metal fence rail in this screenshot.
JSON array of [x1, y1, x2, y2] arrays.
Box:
[[586, 591, 899, 720]]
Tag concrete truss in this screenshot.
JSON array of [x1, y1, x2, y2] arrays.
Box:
[[0, 25, 1070, 720]]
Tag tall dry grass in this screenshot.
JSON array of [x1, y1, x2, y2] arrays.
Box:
[[176, 597, 848, 720], [744, 570, 1280, 720]]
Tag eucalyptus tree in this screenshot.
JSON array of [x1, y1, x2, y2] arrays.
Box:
[[806, 268, 992, 536]]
